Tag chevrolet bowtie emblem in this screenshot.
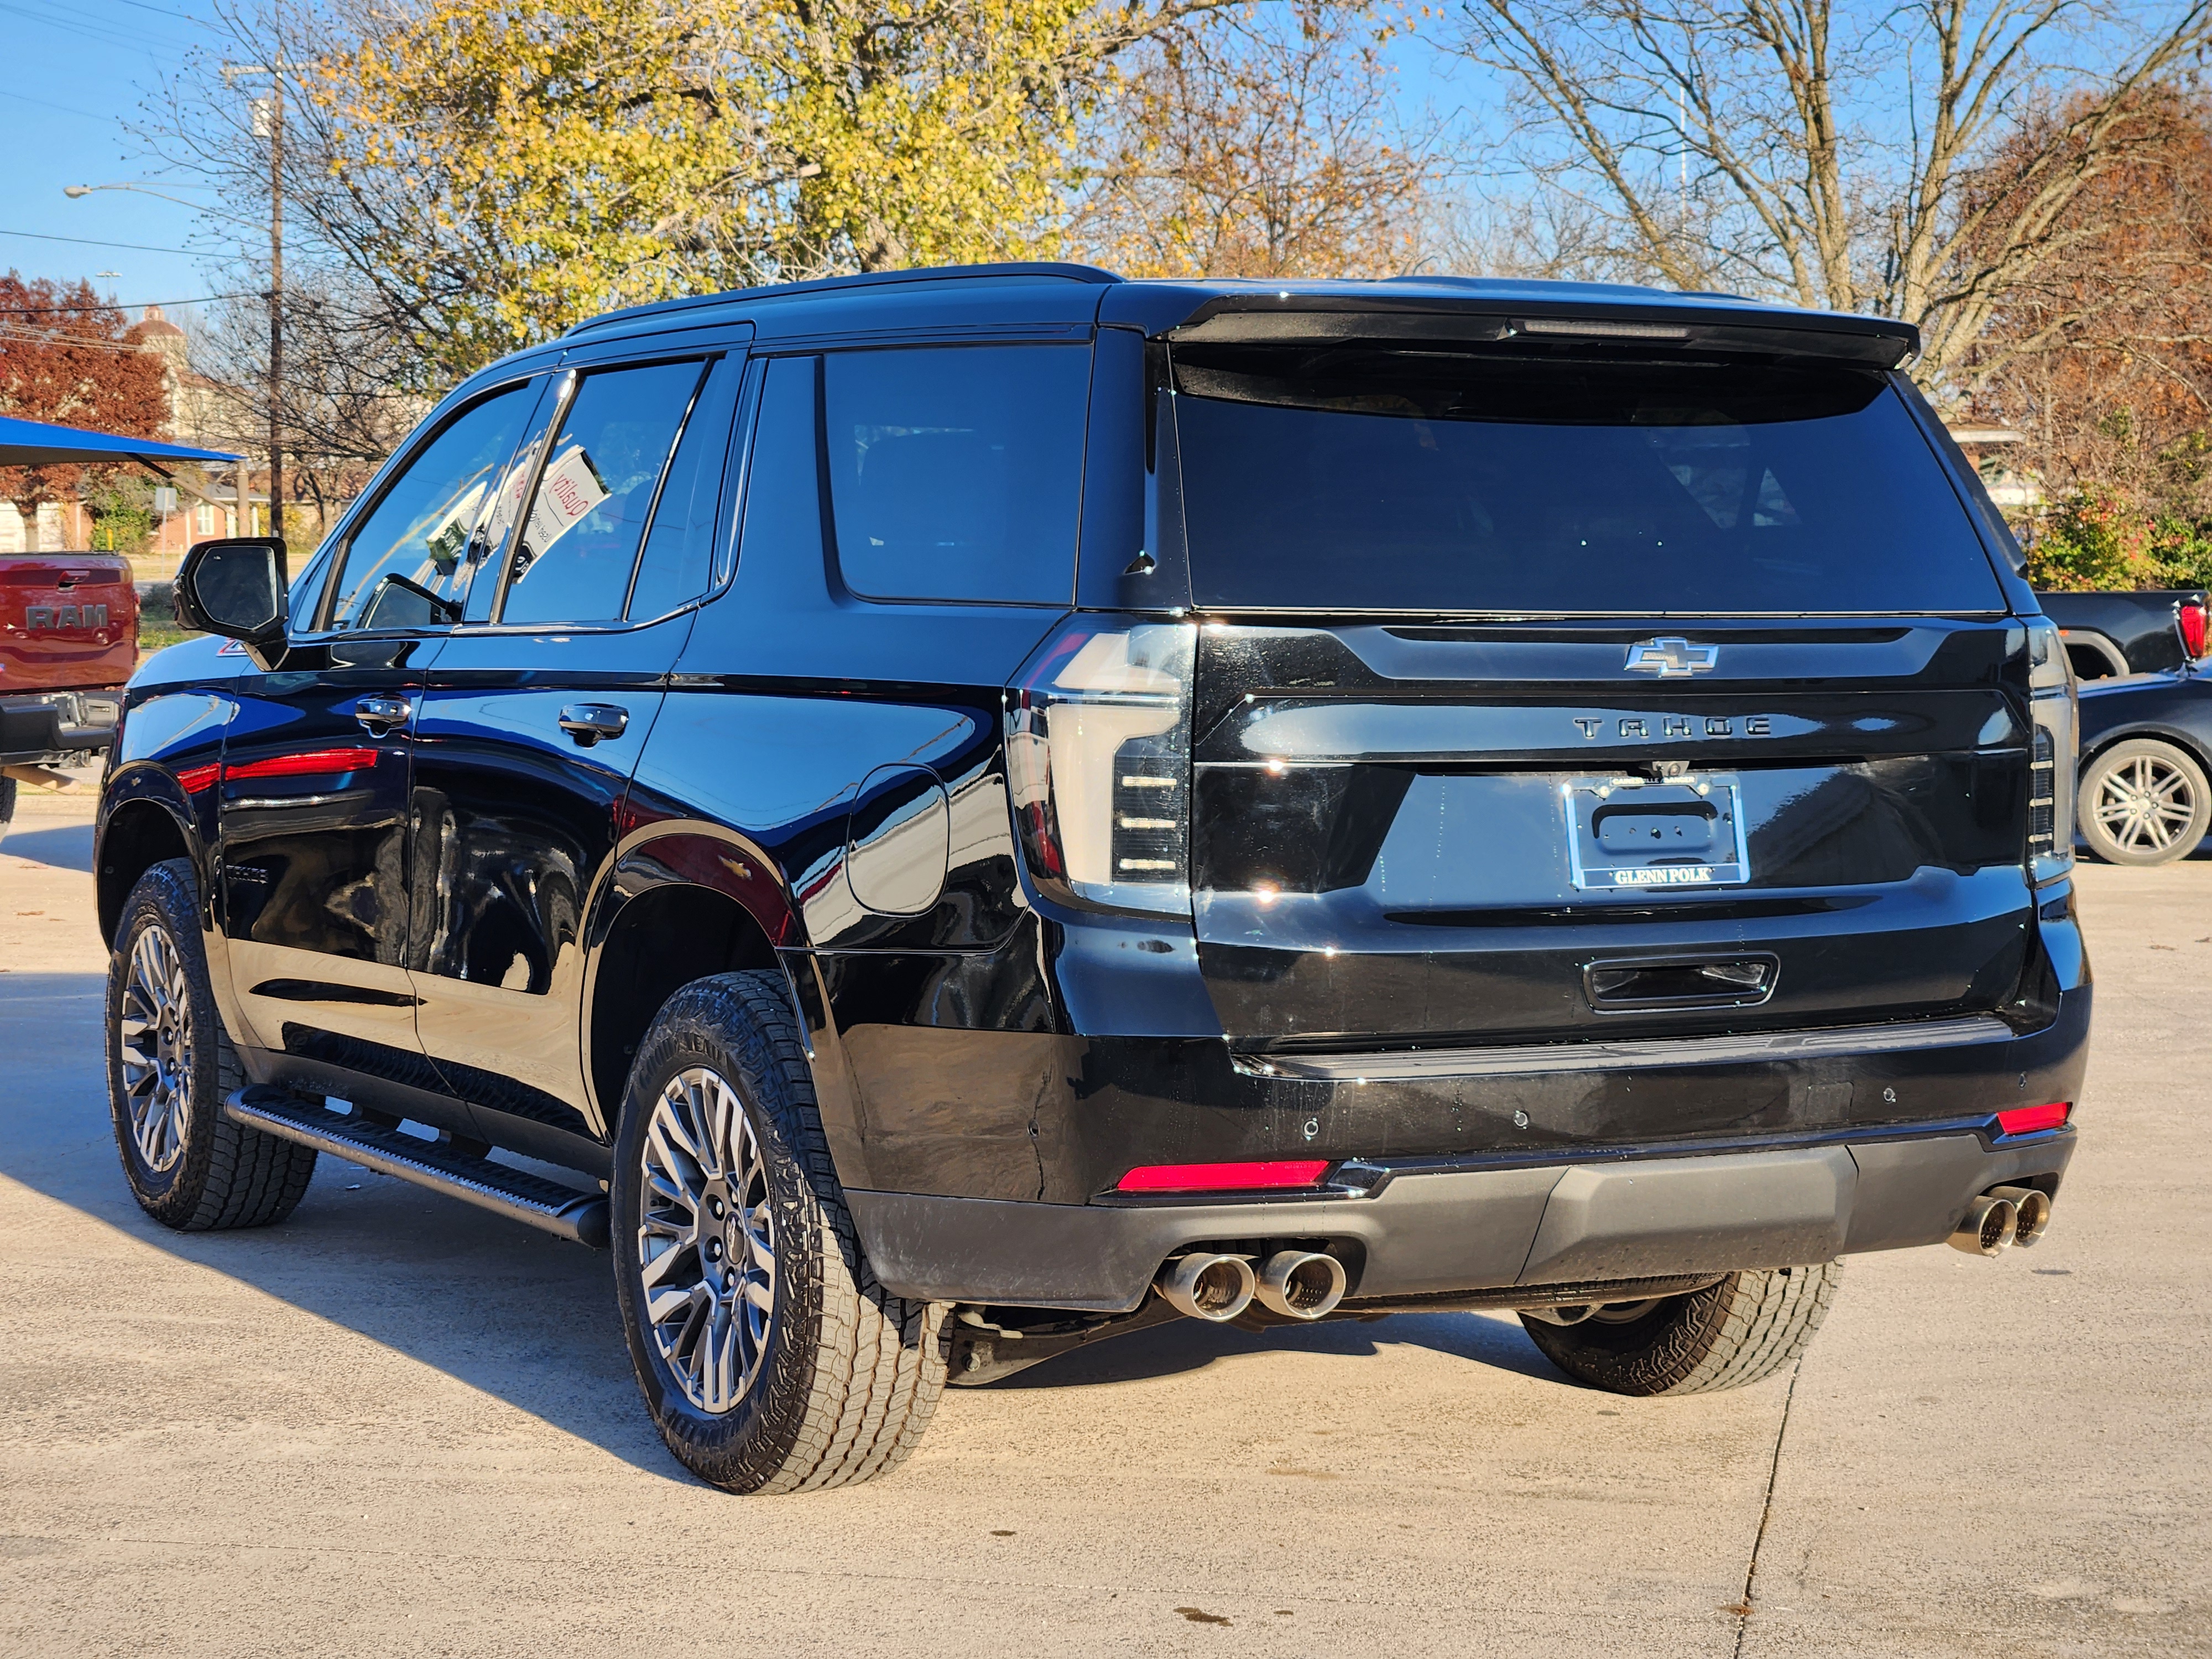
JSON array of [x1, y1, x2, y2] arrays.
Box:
[[1625, 637, 1719, 677]]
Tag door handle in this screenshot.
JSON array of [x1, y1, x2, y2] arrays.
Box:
[[354, 695, 411, 734], [558, 703, 629, 746]]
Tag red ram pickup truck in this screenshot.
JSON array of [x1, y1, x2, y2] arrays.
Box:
[[0, 552, 138, 824]]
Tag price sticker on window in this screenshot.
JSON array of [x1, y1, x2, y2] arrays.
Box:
[[525, 444, 609, 556]]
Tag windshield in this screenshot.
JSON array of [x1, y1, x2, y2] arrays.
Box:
[[1170, 345, 2006, 614]]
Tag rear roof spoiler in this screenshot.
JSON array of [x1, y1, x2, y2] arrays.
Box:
[[1153, 293, 1917, 369]]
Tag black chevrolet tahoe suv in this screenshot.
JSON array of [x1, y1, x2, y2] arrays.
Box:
[[97, 265, 2089, 1494]]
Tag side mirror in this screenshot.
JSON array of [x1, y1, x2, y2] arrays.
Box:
[[176, 537, 289, 669]]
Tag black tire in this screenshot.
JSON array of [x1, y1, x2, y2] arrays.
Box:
[[106, 858, 319, 1230], [2079, 738, 2211, 866], [0, 772, 17, 827], [1519, 1262, 1841, 1396], [610, 971, 949, 1494]]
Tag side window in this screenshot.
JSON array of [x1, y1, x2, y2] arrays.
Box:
[[732, 354, 827, 573], [821, 345, 1089, 604], [284, 541, 336, 630], [324, 382, 539, 631], [498, 360, 701, 627], [627, 356, 742, 620]]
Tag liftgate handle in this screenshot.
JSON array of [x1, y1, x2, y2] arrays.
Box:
[[558, 703, 629, 746]]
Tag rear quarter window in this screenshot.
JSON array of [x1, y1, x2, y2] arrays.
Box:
[[1171, 346, 2006, 615], [822, 345, 1089, 606]]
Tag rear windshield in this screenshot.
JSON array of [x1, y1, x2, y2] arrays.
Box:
[[1171, 346, 2005, 614]]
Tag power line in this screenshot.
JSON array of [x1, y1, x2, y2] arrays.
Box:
[[0, 227, 200, 254], [0, 87, 109, 122], [96, 0, 216, 19], [0, 323, 145, 353], [0, 0, 197, 55], [0, 291, 258, 314]]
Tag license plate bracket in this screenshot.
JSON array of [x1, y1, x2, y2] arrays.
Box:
[[1564, 774, 1749, 891]]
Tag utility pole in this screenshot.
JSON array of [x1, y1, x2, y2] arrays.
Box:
[[225, 64, 285, 540]]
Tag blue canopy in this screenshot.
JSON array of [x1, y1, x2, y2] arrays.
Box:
[[0, 413, 239, 468]]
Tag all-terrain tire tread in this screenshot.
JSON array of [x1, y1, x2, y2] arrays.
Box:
[[110, 860, 317, 1232], [618, 971, 946, 1495], [1520, 1261, 1843, 1397]]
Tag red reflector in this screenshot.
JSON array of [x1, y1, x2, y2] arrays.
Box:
[[1996, 1102, 2070, 1137], [226, 747, 381, 782], [1117, 1160, 1331, 1193]]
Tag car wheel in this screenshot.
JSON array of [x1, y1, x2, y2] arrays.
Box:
[[106, 858, 320, 1229], [610, 971, 949, 1494], [1518, 1262, 1841, 1395], [2080, 738, 2211, 866], [0, 773, 16, 826]]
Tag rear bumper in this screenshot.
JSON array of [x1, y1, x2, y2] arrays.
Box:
[[1, 691, 121, 765], [849, 1125, 2078, 1311], [822, 886, 2090, 1307]]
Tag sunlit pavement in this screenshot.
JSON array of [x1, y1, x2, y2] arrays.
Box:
[[2, 775, 2205, 1656]]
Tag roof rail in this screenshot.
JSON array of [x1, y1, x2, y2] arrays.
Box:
[[565, 260, 1124, 337]]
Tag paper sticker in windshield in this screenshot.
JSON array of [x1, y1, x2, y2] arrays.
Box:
[[525, 444, 609, 557]]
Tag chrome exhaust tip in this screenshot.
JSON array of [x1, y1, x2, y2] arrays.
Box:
[[1156, 1253, 1257, 1322], [1987, 1185, 2053, 1247], [1949, 1193, 2019, 1256], [1253, 1250, 1348, 1320]]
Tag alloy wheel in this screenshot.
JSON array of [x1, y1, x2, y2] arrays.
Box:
[[2093, 752, 2199, 854], [116, 922, 194, 1172], [637, 1066, 776, 1414]]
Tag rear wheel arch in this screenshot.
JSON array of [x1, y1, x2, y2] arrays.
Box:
[[585, 877, 783, 1128], [2060, 629, 2128, 681]]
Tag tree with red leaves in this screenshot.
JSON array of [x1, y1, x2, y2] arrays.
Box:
[[0, 273, 170, 550]]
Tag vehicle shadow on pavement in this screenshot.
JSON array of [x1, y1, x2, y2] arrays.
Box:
[[0, 821, 95, 872], [0, 972, 692, 1484], [3, 968, 1577, 1477], [993, 1306, 1564, 1390]]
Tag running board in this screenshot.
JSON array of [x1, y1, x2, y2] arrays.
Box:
[[223, 1086, 610, 1247]]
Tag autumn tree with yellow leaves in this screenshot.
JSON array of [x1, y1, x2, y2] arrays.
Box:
[[160, 0, 1244, 386]]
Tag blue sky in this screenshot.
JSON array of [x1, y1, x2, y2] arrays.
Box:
[[0, 0, 1488, 336], [0, 0, 241, 323]]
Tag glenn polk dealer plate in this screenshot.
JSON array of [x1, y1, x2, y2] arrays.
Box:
[[1563, 774, 1750, 891]]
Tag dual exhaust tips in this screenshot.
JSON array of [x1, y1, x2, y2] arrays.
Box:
[[1155, 1250, 1347, 1322], [1949, 1185, 2054, 1256]]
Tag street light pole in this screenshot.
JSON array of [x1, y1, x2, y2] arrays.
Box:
[[266, 81, 283, 541], [225, 64, 286, 541]]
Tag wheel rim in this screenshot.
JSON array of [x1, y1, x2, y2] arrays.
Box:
[[637, 1066, 776, 1415], [1589, 1297, 1665, 1324], [2094, 753, 2199, 852], [116, 922, 193, 1172]]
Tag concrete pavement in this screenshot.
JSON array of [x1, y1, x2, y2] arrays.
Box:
[[2, 774, 2205, 1656]]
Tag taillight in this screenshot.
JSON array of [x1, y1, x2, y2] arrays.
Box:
[[2178, 596, 2209, 660], [1006, 618, 1197, 913], [1995, 1102, 2070, 1136], [2025, 617, 2075, 883]]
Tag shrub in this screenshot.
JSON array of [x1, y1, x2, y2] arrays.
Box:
[[2026, 486, 2212, 590]]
